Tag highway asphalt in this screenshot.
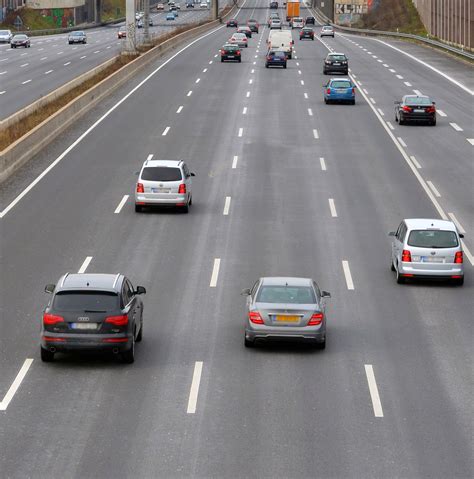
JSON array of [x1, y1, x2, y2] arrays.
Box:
[[0, 0, 472, 477]]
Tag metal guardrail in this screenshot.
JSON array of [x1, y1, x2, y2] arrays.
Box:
[[311, 6, 474, 61]]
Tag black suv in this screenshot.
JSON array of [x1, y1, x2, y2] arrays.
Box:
[[323, 52, 348, 75], [41, 273, 146, 363]]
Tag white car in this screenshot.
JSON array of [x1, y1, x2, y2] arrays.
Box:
[[156, 3, 164, 10], [0, 29, 12, 43], [270, 18, 282, 29], [200, 1, 208, 7], [291, 17, 304, 28]]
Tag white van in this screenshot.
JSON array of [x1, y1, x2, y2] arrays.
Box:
[[267, 29, 293, 59]]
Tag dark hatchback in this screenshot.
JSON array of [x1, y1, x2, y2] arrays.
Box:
[[395, 95, 437, 125], [300, 27, 314, 40], [11, 34, 30, 48], [266, 50, 287, 68], [226, 18, 238, 27], [305, 16, 315, 25], [221, 43, 242, 62], [323, 52, 348, 74], [247, 19, 259, 33], [41, 273, 146, 363]]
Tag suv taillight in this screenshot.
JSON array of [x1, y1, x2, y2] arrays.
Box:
[[178, 183, 186, 194], [454, 251, 463, 264], [248, 311, 264, 324], [105, 315, 128, 326], [308, 313, 324, 326], [401, 250, 412, 262], [43, 313, 64, 325], [136, 183, 144, 193]]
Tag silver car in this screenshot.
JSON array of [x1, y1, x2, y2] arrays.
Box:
[[0, 29, 12, 43], [321, 25, 335, 37], [242, 277, 330, 348], [389, 218, 464, 285], [135, 159, 195, 213], [68, 31, 87, 44]]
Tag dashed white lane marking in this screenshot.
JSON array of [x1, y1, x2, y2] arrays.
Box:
[[298, 70, 302, 74], [328, 199, 337, 217], [372, 55, 377, 58], [0, 359, 34, 412], [397, 137, 407, 147], [195, 78, 200, 83], [249, 79, 253, 84], [382, 63, 389, 67], [300, 80, 304, 85], [308, 108, 313, 116], [386, 121, 395, 130], [214, 54, 218, 57], [377, 108, 384, 116], [377, 59, 383, 63], [0, 91, 5, 95], [21, 79, 31, 84], [242, 107, 247, 114], [413, 89, 422, 96], [210, 258, 221, 287], [80, 55, 86, 59], [187, 361, 203, 414], [448, 213, 466, 234], [40, 56, 47, 60], [370, 97, 376, 104], [251, 69, 254, 73], [57, 51, 64, 54], [0, 71, 6, 75], [342, 260, 354, 290], [365, 365, 384, 418], [162, 126, 170, 136], [410, 156, 422, 169], [78, 256, 93, 273], [176, 105, 183, 113], [187, 90, 192, 96], [296, 62, 299, 66], [254, 55, 257, 58], [202, 68, 207, 72], [232, 155, 238, 169], [20, 63, 28, 67], [427, 181, 441, 197], [313, 129, 319, 139], [437, 109, 447, 117], [396, 74, 403, 79], [209, 60, 213, 64], [44, 70, 53, 74], [363, 88, 368, 94], [246, 91, 250, 97], [450, 122, 463, 131], [64, 61, 71, 66], [404, 81, 412, 87], [294, 55, 297, 59], [223, 196, 231, 215], [389, 68, 396, 73], [467, 139, 474, 146], [304, 92, 308, 99], [106, 45, 111, 49], [114, 195, 129, 214], [320, 157, 326, 171], [253, 61, 256, 65], [238, 128, 243, 137]]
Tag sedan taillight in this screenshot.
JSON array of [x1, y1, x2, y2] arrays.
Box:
[[308, 313, 324, 326], [248, 311, 264, 324]]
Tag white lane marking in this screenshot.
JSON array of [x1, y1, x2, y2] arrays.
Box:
[[447, 213, 466, 234], [467, 139, 474, 145], [386, 121, 395, 130], [0, 59, 8, 62], [365, 365, 384, 417], [242, 107, 247, 115], [375, 108, 384, 117], [404, 81, 412, 87], [44, 70, 53, 75], [162, 126, 170, 136], [0, 91, 5, 95], [251, 69, 254, 73], [114, 195, 129, 214], [40, 56, 47, 60], [375, 39, 474, 95], [202, 68, 207, 72], [437, 109, 447, 117], [238, 128, 243, 137], [64, 61, 71, 66], [427, 181, 441, 197], [320, 157, 326, 171], [462, 242, 474, 265], [187, 90, 192, 96], [195, 78, 200, 83], [0, 71, 6, 75], [80, 55, 86, 59], [370, 97, 376, 104], [210, 258, 221, 287], [254, 55, 257, 58], [377, 59, 383, 63], [0, 359, 34, 412], [214, 54, 218, 58], [396, 74, 403, 79], [300, 80, 304, 85], [363, 88, 368, 94], [372, 55, 377, 58], [342, 260, 354, 290], [246, 91, 250, 97], [296, 62, 299, 66], [106, 46, 111, 49], [410, 156, 422, 169], [232, 155, 238, 169], [253, 61, 256, 65], [304, 92, 308, 99], [20, 63, 28, 67], [450, 122, 463, 132], [298, 70, 302, 75], [413, 89, 422, 96], [249, 79, 253, 84], [313, 129, 319, 139], [223, 196, 231, 215], [93, 50, 100, 53], [328, 199, 337, 217], [209, 60, 212, 64], [308, 108, 313, 116], [397, 137, 407, 147], [176, 105, 183, 113], [382, 63, 389, 67], [21, 79, 31, 84], [78, 256, 93, 273], [389, 68, 396, 73], [57, 51, 63, 54], [187, 361, 203, 414], [367, 51, 372, 54]]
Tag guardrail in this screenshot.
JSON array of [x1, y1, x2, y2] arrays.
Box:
[[310, 6, 474, 61]]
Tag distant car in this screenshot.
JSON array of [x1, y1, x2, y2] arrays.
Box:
[[10, 34, 30, 48], [237, 26, 252, 38], [324, 78, 356, 104], [0, 29, 12, 43], [118, 27, 127, 38], [149, 18, 154, 26], [137, 19, 144, 28], [247, 19, 259, 33], [186, 1, 194, 6], [394, 95, 437, 126], [135, 159, 195, 213], [389, 219, 464, 285], [41, 273, 146, 363], [267, 12, 279, 26], [265, 49, 287, 68], [270, 18, 282, 29], [199, 1, 208, 7], [168, 1, 175, 8], [166, 12, 175, 20], [229, 32, 248, 48], [157, 3, 164, 9], [323, 52, 348, 74], [227, 19, 238, 27], [269, 1, 279, 8], [242, 277, 330, 348], [68, 31, 87, 44], [305, 16, 315, 25], [220, 43, 242, 62], [175, 4, 181, 9], [321, 25, 334, 37], [291, 17, 304, 28], [299, 26, 314, 40]]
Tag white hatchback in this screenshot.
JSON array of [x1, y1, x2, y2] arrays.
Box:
[[291, 17, 304, 28]]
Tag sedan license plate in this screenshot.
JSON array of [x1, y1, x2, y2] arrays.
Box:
[[71, 323, 98, 330], [333, 62, 340, 65], [152, 188, 170, 193], [414, 109, 424, 113], [227, 55, 234, 58], [420, 256, 443, 263], [275, 315, 299, 323]]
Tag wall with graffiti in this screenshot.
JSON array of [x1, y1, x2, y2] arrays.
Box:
[[335, 0, 380, 26], [38, 7, 75, 27]]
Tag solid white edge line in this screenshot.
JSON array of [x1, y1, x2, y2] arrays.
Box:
[[186, 361, 203, 414], [210, 258, 221, 287], [364, 364, 384, 417], [427, 181, 441, 198], [447, 212, 466, 234], [78, 256, 93, 273], [223, 196, 231, 215], [342, 260, 354, 290], [232, 155, 238, 169], [114, 195, 129, 214], [319, 157, 326, 171], [0, 359, 34, 411], [328, 198, 337, 217]]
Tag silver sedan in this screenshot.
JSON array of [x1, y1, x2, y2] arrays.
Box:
[[242, 277, 330, 349]]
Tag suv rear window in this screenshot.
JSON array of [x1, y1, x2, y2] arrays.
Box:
[[53, 291, 119, 311], [141, 167, 182, 181], [256, 286, 316, 304], [407, 230, 458, 248]]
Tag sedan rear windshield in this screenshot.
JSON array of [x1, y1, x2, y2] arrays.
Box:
[[331, 81, 351, 88], [14, 35, 27, 39], [53, 291, 119, 312], [328, 55, 346, 61], [224, 45, 239, 50], [257, 286, 316, 304], [141, 167, 182, 181], [407, 230, 458, 248], [405, 97, 432, 106]]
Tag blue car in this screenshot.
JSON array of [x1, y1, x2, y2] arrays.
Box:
[[324, 78, 356, 104], [166, 12, 175, 20]]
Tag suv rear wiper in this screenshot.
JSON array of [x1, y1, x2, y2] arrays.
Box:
[[83, 309, 107, 313]]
